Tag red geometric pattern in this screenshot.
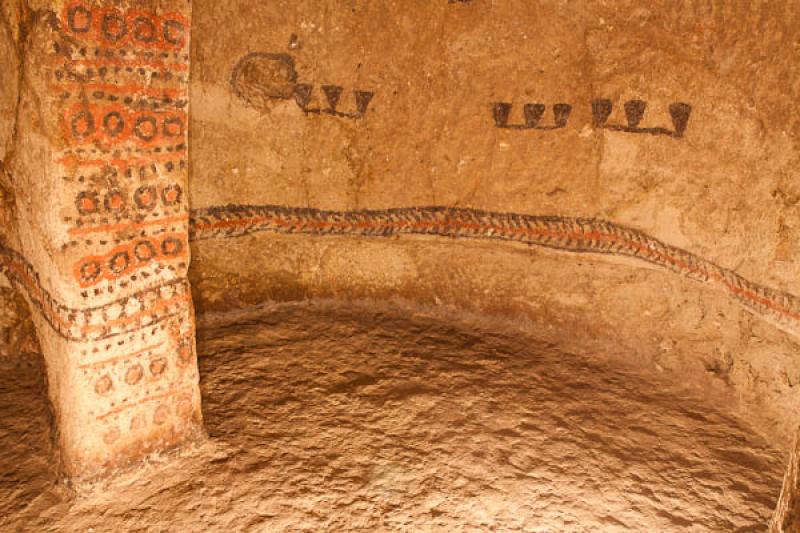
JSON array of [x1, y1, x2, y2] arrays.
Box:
[[2, 205, 798, 341]]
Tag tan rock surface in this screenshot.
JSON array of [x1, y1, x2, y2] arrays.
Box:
[[0, 301, 787, 531], [188, 0, 800, 449], [0, 0, 798, 526]]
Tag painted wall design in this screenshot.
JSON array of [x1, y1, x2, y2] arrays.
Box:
[[230, 52, 375, 120], [0, 0, 201, 477], [492, 99, 691, 137], [52, 1, 200, 473], [57, 2, 191, 289], [1, 0, 796, 481], [3, 204, 799, 353], [187, 205, 800, 340]]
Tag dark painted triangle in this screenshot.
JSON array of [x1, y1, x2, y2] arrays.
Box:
[[669, 102, 692, 137], [321, 85, 343, 111], [552, 103, 572, 128], [624, 100, 647, 128], [591, 99, 613, 127], [293, 84, 313, 109], [354, 91, 375, 115], [523, 104, 545, 127], [492, 103, 513, 127]]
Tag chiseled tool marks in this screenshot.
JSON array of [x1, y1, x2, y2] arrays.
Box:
[[189, 204, 800, 337]]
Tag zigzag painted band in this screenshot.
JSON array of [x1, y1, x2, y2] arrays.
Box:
[[189, 204, 800, 338], [2, 205, 799, 341], [0, 244, 190, 342]]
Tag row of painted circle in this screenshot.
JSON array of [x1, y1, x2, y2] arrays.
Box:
[[76, 184, 182, 215], [66, 4, 186, 49], [102, 395, 195, 445], [94, 356, 167, 396], [70, 109, 185, 143], [78, 235, 185, 285]]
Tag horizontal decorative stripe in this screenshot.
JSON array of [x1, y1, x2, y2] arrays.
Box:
[[2, 205, 798, 340], [189, 204, 800, 338]]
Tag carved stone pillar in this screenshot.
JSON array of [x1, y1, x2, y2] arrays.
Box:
[[3, 0, 201, 478]]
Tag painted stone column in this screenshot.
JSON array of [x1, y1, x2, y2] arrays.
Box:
[[5, 0, 201, 478]]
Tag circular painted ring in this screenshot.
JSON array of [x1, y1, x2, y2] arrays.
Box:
[[67, 5, 92, 33], [160, 237, 183, 256], [101, 11, 128, 42], [134, 241, 157, 262], [108, 251, 130, 274], [102, 111, 125, 138], [132, 16, 157, 43], [162, 19, 185, 46], [71, 110, 96, 140], [133, 116, 158, 141]]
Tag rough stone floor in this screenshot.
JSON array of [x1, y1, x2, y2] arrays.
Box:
[[0, 301, 786, 532]]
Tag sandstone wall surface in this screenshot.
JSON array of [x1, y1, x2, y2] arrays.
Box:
[[1, 0, 798, 471], [187, 0, 800, 445]]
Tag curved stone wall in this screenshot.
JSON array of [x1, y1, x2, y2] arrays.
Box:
[[187, 0, 800, 446], [0, 0, 798, 489]]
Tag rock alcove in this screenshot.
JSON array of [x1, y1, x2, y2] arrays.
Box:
[[0, 1, 799, 531]]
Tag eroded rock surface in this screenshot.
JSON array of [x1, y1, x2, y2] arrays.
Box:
[[0, 302, 785, 531], [188, 0, 800, 450]]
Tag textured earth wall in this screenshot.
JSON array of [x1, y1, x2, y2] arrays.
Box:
[[187, 0, 800, 445], [0, 0, 799, 482]]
